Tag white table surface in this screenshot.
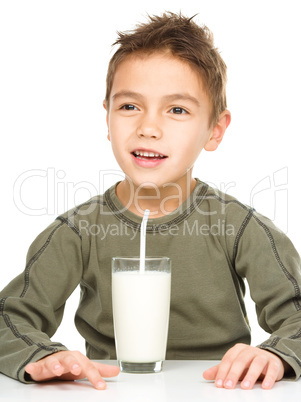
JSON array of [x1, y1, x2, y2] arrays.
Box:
[[1, 360, 300, 401]]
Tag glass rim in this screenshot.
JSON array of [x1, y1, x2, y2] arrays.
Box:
[[112, 256, 170, 262]]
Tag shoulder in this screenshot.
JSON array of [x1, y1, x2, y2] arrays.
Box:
[[205, 183, 250, 208], [201, 182, 292, 249], [197, 181, 254, 220], [59, 193, 107, 217], [201, 182, 285, 234], [55, 193, 110, 237]]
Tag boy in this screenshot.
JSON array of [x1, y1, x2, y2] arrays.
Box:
[[0, 12, 300, 391]]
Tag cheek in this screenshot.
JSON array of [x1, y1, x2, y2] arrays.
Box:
[[109, 121, 125, 147], [109, 116, 137, 144], [108, 118, 119, 137], [173, 126, 209, 158], [180, 146, 202, 168]]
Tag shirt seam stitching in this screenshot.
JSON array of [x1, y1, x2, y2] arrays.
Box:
[[251, 214, 301, 311], [104, 183, 209, 232]]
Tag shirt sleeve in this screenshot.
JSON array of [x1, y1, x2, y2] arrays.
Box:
[[0, 219, 83, 383], [234, 209, 301, 379]]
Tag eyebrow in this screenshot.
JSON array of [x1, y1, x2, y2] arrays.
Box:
[[111, 90, 201, 107]]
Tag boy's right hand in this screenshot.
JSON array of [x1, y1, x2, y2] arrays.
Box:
[[25, 350, 120, 389]]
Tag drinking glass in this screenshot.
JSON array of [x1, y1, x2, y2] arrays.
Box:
[[112, 257, 171, 373]]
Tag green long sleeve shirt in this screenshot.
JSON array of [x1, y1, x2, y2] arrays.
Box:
[[1, 179, 301, 382]]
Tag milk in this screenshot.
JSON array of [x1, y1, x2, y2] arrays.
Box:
[[112, 270, 171, 363]]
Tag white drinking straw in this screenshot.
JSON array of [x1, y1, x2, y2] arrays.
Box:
[[139, 209, 150, 273]]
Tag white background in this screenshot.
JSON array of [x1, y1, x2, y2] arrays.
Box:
[[0, 0, 300, 354]]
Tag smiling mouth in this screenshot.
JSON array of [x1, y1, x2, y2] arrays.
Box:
[[132, 150, 167, 160]]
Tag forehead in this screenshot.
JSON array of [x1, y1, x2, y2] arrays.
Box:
[[110, 52, 208, 102]]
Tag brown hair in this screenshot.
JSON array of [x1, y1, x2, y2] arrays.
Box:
[[105, 12, 227, 127]]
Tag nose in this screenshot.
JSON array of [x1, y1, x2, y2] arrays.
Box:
[[136, 114, 163, 140]]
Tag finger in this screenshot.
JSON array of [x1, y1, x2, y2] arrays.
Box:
[[25, 353, 120, 389], [55, 353, 108, 388], [57, 354, 82, 376], [214, 358, 235, 388], [240, 355, 269, 390], [94, 362, 120, 378], [203, 364, 219, 381], [82, 361, 107, 390], [261, 359, 283, 390], [25, 356, 64, 381], [67, 353, 119, 388], [214, 344, 246, 388], [25, 362, 44, 380], [222, 357, 253, 389], [43, 355, 66, 377]]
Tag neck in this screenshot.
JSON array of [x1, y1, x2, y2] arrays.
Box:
[[116, 173, 197, 218]]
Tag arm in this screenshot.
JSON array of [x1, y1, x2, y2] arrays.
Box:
[[0, 220, 83, 381], [204, 209, 301, 389]]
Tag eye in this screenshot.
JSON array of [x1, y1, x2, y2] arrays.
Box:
[[169, 107, 188, 114], [120, 104, 138, 111]]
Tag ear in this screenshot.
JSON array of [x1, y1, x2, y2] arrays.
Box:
[[103, 100, 110, 141], [204, 110, 231, 152]]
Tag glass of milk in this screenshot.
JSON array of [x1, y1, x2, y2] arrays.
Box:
[[112, 257, 171, 373]]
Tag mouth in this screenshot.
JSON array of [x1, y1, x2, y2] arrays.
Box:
[[131, 149, 168, 161]]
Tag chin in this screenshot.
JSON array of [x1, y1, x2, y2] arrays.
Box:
[[127, 175, 165, 191]]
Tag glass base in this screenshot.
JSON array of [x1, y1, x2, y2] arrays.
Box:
[[118, 360, 163, 373]]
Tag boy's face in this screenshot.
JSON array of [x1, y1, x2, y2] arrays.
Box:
[[104, 52, 229, 191]]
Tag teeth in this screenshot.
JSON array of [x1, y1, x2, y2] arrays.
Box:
[[133, 150, 165, 158]]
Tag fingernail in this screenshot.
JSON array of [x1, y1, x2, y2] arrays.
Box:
[[242, 380, 251, 388], [263, 380, 270, 388], [96, 381, 106, 390], [216, 379, 223, 387], [54, 364, 61, 370], [225, 380, 233, 388]]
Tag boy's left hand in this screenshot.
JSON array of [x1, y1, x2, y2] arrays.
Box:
[[203, 343, 286, 390]]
